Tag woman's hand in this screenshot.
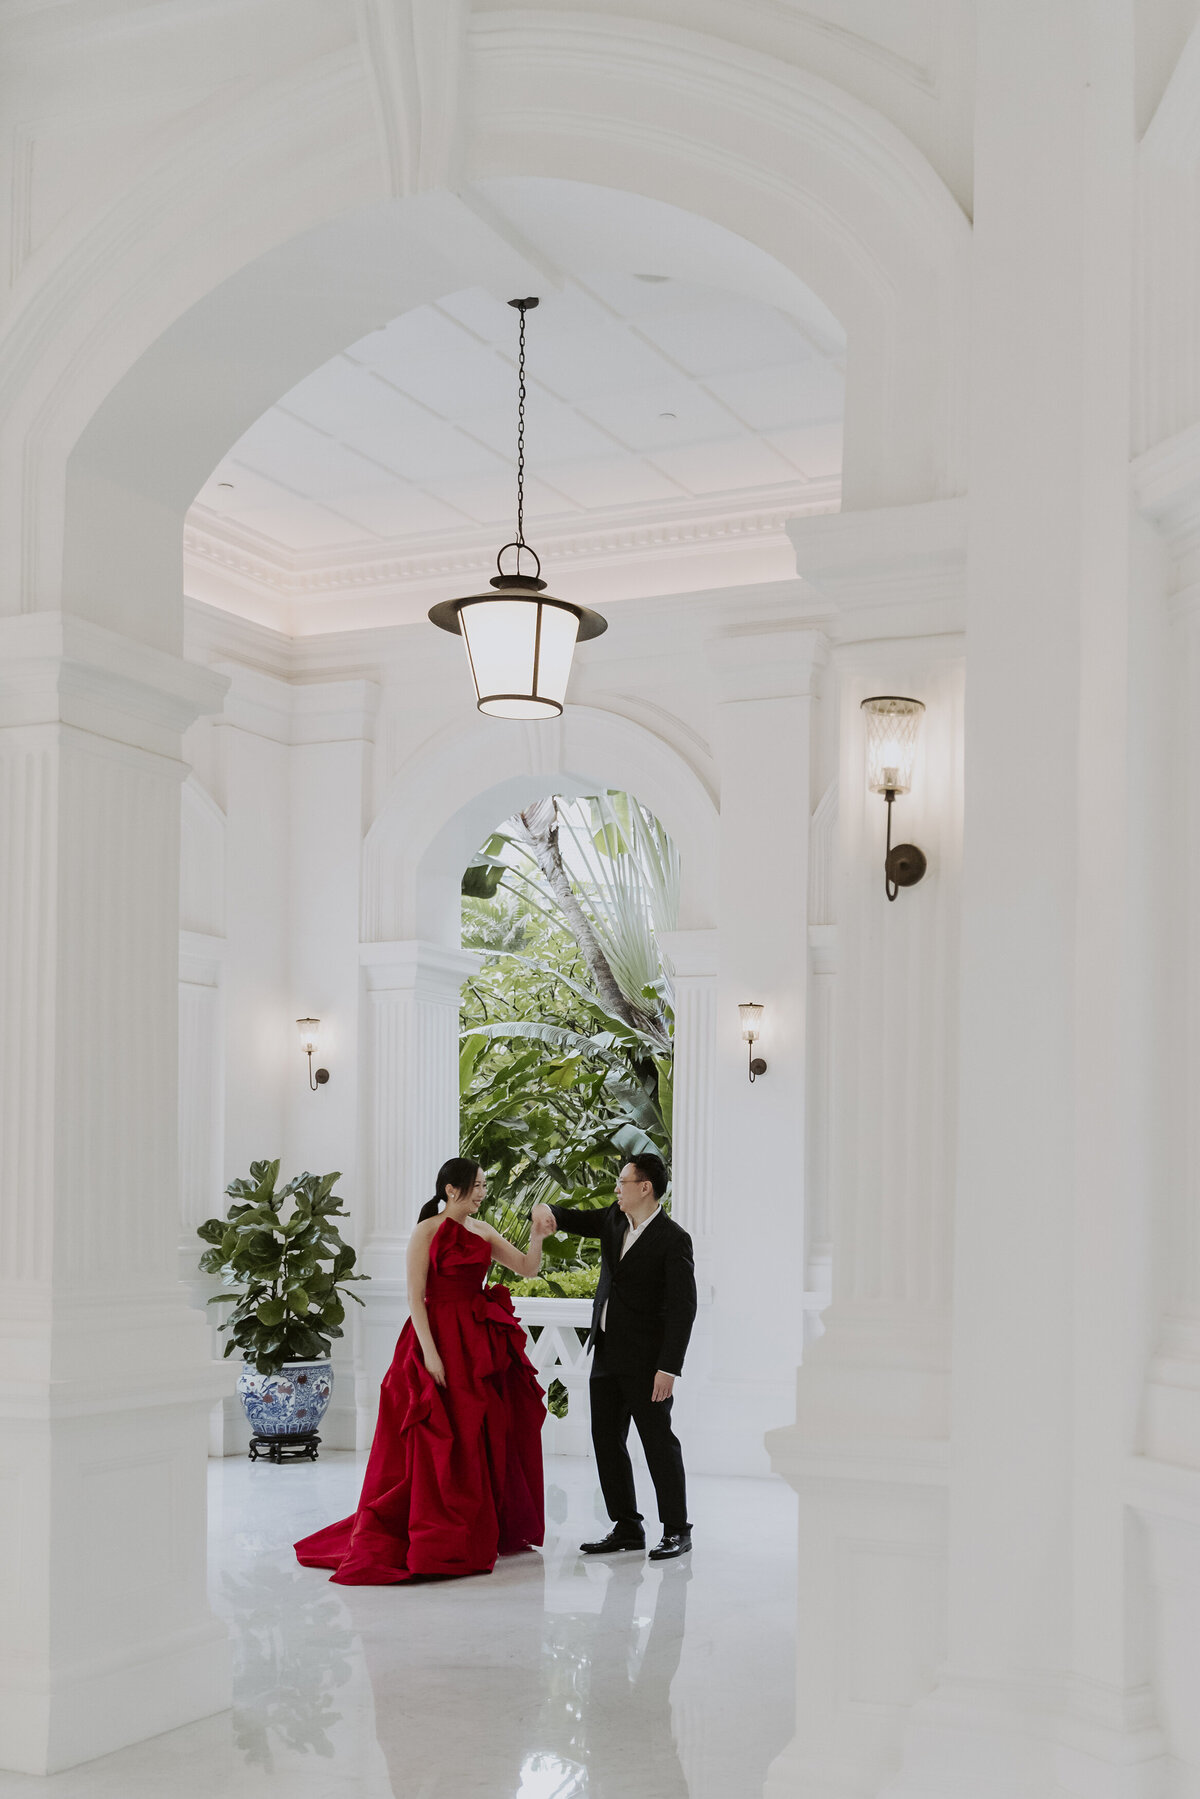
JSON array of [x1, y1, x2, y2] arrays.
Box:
[[424, 1348, 447, 1388], [531, 1204, 557, 1238]]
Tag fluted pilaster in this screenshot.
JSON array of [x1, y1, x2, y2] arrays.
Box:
[[0, 614, 231, 1775], [658, 930, 717, 1244], [356, 940, 478, 1435]]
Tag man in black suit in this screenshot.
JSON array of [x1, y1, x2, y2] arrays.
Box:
[[532, 1152, 697, 1560]]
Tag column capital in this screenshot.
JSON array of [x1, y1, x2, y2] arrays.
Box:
[[359, 939, 480, 996], [658, 928, 718, 980], [788, 496, 967, 643], [0, 613, 228, 755], [709, 625, 827, 704], [211, 661, 380, 745]]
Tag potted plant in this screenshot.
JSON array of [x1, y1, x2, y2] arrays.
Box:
[[198, 1159, 368, 1462]]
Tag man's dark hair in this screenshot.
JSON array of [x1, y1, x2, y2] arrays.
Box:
[[627, 1152, 668, 1199]]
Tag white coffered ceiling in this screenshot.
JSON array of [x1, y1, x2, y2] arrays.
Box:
[[184, 182, 846, 633]]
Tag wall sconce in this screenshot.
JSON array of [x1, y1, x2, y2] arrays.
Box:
[[296, 1018, 330, 1091], [739, 1003, 767, 1083], [860, 696, 927, 902]]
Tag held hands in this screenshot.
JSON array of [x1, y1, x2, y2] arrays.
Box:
[[651, 1371, 676, 1403], [530, 1204, 557, 1239]]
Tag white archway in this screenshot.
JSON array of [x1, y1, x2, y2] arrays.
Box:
[[362, 704, 719, 947], [3, 14, 969, 646]]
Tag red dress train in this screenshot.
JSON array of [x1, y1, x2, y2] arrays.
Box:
[[295, 1217, 546, 1583]]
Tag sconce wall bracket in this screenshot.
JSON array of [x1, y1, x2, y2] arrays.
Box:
[[883, 790, 927, 902]]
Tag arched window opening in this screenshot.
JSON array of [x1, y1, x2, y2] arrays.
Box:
[[458, 790, 678, 1416]]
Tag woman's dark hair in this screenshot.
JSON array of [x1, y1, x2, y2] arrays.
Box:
[[626, 1151, 668, 1199], [417, 1156, 481, 1223]]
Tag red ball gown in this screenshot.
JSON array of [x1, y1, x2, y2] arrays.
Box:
[[294, 1217, 546, 1583]]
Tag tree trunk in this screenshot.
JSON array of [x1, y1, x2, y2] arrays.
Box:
[[514, 800, 648, 1035]]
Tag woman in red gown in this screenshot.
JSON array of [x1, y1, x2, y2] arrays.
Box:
[[295, 1158, 552, 1584]]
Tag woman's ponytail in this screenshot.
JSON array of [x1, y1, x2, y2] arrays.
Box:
[[417, 1156, 482, 1225]]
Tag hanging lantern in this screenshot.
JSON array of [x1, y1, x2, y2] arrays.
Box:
[[428, 298, 606, 718]]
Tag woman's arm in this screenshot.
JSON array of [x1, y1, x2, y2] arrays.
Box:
[[479, 1210, 554, 1279], [405, 1221, 446, 1386]]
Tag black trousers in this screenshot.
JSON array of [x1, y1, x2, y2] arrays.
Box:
[[589, 1332, 689, 1535]]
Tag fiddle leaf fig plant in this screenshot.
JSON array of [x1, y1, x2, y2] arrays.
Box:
[[198, 1160, 368, 1376]]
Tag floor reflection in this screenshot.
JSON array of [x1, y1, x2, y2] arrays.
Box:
[[353, 1549, 691, 1797], [0, 1453, 793, 1799], [219, 1562, 356, 1768]]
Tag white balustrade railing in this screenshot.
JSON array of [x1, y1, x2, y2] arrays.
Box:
[[512, 1296, 594, 1456]]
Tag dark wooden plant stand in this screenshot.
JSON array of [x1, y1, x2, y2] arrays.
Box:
[[248, 1431, 321, 1464]]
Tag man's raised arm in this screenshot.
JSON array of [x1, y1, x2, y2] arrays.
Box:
[[531, 1201, 608, 1239]]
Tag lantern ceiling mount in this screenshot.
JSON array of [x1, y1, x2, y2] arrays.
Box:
[[428, 296, 607, 719]]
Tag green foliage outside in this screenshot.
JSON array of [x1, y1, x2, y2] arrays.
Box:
[[508, 1265, 602, 1300], [459, 792, 677, 1290], [198, 1159, 368, 1374]]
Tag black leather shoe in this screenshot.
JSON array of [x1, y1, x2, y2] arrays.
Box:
[[648, 1530, 692, 1560], [580, 1526, 645, 1555]]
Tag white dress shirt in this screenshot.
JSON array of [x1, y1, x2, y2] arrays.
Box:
[[599, 1204, 662, 1333]]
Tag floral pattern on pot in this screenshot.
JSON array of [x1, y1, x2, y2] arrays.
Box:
[[237, 1360, 333, 1438]]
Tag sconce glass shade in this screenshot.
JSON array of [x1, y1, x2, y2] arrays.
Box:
[[428, 582, 606, 720], [296, 1017, 320, 1055], [738, 1002, 764, 1043], [860, 695, 925, 795]]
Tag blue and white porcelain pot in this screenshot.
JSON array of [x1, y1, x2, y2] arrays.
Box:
[[237, 1360, 333, 1440]]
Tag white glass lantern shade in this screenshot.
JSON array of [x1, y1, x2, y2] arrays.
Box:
[[429, 583, 606, 720], [296, 1017, 321, 1055], [860, 696, 925, 795], [738, 1002, 764, 1043], [460, 595, 578, 719]]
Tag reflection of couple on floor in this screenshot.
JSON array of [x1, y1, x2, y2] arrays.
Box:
[[351, 1550, 692, 1799], [295, 1151, 698, 1583]]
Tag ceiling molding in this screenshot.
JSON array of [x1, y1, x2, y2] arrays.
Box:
[[183, 479, 841, 606]]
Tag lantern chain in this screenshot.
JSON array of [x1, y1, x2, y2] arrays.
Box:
[[516, 300, 527, 547]]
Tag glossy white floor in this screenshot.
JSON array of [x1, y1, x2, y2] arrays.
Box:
[[0, 1452, 796, 1798]]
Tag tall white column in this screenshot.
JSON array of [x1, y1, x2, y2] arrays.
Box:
[[890, 4, 1166, 1792], [356, 940, 478, 1442], [1144, 570, 1200, 1466], [792, 644, 963, 1442], [284, 680, 379, 1449], [0, 614, 230, 1775], [657, 928, 719, 1460], [705, 627, 822, 1471], [762, 497, 966, 1797]]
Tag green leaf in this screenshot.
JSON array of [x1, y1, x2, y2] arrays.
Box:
[[256, 1298, 285, 1327]]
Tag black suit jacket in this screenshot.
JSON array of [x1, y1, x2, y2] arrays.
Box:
[[549, 1202, 697, 1377]]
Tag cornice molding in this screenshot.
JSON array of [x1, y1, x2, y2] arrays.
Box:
[[183, 480, 840, 612]]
